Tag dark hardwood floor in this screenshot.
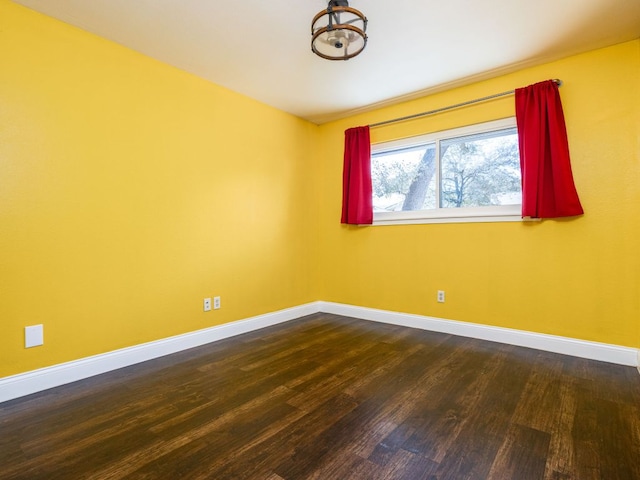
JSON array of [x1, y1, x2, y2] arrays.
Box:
[[1, 313, 639, 479]]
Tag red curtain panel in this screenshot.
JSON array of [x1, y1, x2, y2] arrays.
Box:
[[341, 126, 373, 225], [515, 80, 584, 218]]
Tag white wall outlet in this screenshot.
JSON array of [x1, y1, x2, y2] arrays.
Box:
[[25, 324, 44, 348], [213, 296, 221, 310], [204, 298, 212, 312], [437, 290, 446, 303]]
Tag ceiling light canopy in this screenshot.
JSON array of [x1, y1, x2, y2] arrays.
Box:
[[311, 0, 368, 61]]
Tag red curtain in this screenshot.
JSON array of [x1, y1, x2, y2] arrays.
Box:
[[515, 80, 583, 218], [341, 126, 373, 225]]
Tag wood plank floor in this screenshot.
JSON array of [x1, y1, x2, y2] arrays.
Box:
[[1, 313, 639, 479]]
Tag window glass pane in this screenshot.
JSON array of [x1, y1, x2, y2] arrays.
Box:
[[372, 143, 436, 212], [440, 127, 520, 208]]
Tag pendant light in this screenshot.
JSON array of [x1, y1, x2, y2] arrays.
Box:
[[311, 0, 368, 60]]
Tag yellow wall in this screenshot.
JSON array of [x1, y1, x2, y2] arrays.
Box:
[[0, 1, 320, 377], [1, 0, 638, 380], [317, 40, 640, 349]]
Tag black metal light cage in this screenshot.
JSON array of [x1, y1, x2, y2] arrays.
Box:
[[311, 1, 368, 60]]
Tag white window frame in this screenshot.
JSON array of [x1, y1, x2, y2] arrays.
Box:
[[372, 117, 524, 226]]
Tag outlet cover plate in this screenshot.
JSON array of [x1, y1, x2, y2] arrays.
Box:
[[25, 325, 44, 348]]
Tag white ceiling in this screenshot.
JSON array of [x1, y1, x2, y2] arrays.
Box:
[[12, 0, 640, 124]]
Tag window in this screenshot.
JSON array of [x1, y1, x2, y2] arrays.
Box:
[[371, 118, 523, 225]]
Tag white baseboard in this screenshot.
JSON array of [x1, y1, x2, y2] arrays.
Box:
[[319, 302, 639, 368], [0, 302, 321, 404], [2, 301, 637, 404]]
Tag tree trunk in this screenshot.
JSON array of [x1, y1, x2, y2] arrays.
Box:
[[402, 148, 435, 210]]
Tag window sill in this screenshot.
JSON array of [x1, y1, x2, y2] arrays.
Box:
[[372, 205, 534, 226]]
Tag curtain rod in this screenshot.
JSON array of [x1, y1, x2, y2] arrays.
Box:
[[369, 79, 563, 129]]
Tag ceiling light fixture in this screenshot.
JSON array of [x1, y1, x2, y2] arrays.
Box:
[[311, 0, 368, 61]]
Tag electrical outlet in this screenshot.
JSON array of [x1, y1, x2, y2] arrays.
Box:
[[437, 290, 445, 303], [213, 296, 221, 310], [204, 298, 212, 312], [25, 324, 44, 348]]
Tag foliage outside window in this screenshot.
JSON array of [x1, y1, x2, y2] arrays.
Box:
[[371, 118, 523, 225]]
